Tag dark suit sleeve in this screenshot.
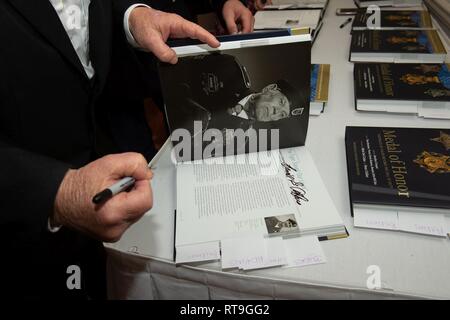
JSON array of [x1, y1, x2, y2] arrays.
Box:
[[111, 0, 143, 17], [0, 134, 70, 231], [110, 0, 144, 42]]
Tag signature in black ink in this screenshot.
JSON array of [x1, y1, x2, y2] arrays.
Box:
[[280, 158, 309, 206]]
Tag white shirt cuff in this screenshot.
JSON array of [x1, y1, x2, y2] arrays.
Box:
[[124, 4, 151, 48], [47, 218, 62, 233]]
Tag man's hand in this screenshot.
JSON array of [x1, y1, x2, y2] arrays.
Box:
[[128, 7, 220, 64], [53, 153, 153, 242], [222, 0, 255, 34]]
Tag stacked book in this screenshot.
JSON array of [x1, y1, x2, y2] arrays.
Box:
[[345, 126, 450, 238], [351, 9, 433, 31], [353, 63, 450, 118], [254, 0, 329, 44], [310, 64, 331, 115], [349, 8, 449, 119], [424, 0, 450, 41], [349, 10, 446, 63]]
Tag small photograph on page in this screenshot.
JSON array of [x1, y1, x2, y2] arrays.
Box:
[[265, 214, 299, 235]]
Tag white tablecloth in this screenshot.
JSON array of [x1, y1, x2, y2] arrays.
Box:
[[105, 0, 450, 300]]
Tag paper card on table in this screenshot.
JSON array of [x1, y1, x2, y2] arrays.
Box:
[[398, 211, 446, 237], [221, 235, 273, 270], [176, 241, 220, 264], [418, 104, 450, 119], [283, 236, 326, 268], [220, 238, 240, 269], [354, 207, 399, 231], [262, 237, 288, 268], [237, 236, 268, 270], [446, 215, 450, 237]]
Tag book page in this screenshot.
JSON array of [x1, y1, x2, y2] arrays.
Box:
[[176, 151, 300, 246], [175, 147, 345, 247]]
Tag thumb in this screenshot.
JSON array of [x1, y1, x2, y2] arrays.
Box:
[[223, 10, 239, 34], [107, 153, 152, 181]]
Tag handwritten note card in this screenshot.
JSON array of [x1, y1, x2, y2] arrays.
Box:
[[220, 238, 241, 269], [398, 211, 446, 237], [236, 236, 268, 270], [221, 236, 265, 270], [283, 236, 326, 268], [354, 207, 447, 237], [446, 215, 450, 237], [262, 237, 288, 269], [221, 236, 288, 270], [176, 241, 220, 264], [353, 207, 399, 231]]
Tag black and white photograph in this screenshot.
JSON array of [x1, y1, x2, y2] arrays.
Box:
[[158, 39, 311, 161], [264, 214, 300, 235]]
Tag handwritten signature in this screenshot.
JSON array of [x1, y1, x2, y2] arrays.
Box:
[[280, 159, 309, 206]]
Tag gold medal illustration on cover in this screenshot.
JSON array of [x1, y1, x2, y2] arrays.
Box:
[[414, 151, 450, 174], [400, 73, 440, 85]]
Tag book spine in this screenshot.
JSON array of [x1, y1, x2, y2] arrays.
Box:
[[353, 66, 359, 111], [315, 64, 330, 102], [345, 127, 357, 217], [421, 11, 433, 28], [426, 30, 447, 54]]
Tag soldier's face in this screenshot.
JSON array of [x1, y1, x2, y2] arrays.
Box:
[[252, 89, 290, 122]]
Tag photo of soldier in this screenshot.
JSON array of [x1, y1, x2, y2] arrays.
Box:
[[159, 41, 311, 161], [264, 214, 299, 235]]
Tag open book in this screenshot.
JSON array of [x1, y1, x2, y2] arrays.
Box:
[[157, 35, 347, 266]]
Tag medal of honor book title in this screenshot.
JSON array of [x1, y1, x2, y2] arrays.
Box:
[[346, 127, 450, 212]]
